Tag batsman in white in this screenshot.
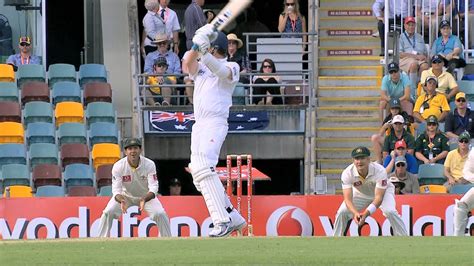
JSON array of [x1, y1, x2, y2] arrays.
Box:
[[453, 148, 474, 236], [97, 138, 171, 237], [182, 24, 246, 238], [333, 146, 408, 236]]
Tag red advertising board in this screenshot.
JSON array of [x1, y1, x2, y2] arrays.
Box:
[[0, 195, 472, 239], [328, 10, 373, 16], [327, 30, 373, 36], [327, 49, 373, 56]]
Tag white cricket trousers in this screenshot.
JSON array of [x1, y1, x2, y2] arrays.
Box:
[[333, 188, 408, 236], [190, 119, 228, 166], [97, 196, 171, 237], [453, 187, 474, 236]]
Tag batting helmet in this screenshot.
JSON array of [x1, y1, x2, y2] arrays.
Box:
[[211, 31, 228, 54]]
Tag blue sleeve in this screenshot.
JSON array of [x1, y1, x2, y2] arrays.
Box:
[[381, 75, 389, 91], [431, 39, 438, 56], [372, 0, 384, 17], [144, 55, 154, 74], [402, 73, 411, 88], [171, 53, 181, 74], [383, 156, 391, 167], [6, 55, 15, 64], [407, 154, 418, 174]]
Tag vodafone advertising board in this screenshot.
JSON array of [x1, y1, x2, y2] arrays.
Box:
[[0, 195, 472, 239]]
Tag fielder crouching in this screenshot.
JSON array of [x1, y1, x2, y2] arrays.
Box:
[[333, 146, 408, 236], [97, 138, 171, 237]]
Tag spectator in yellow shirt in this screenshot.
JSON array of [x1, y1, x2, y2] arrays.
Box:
[[419, 55, 459, 100], [145, 57, 177, 106], [444, 132, 471, 192], [413, 76, 450, 123]]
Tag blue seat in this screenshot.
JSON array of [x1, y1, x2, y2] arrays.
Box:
[[17, 64, 46, 88], [29, 143, 58, 170], [78, 64, 107, 87], [0, 82, 19, 102], [57, 122, 87, 146], [26, 122, 56, 146], [86, 102, 115, 127], [0, 144, 27, 168], [51, 81, 82, 105], [1, 164, 30, 188], [98, 185, 112, 196], [89, 122, 118, 147], [48, 63, 76, 86], [35, 185, 65, 197], [450, 184, 474, 194], [458, 80, 474, 101], [418, 163, 446, 186], [23, 101, 54, 127], [63, 163, 94, 188]]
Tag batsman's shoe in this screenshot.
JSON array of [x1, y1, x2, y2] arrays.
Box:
[[229, 209, 247, 233], [209, 222, 233, 238]]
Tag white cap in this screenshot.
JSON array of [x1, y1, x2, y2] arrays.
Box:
[[391, 115, 405, 124]]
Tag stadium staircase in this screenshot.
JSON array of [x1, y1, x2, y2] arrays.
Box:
[[317, 0, 383, 192]]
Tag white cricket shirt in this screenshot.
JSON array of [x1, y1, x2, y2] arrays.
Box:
[[111, 156, 159, 199], [341, 162, 393, 197]]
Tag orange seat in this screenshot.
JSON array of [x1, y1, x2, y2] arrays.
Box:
[[91, 143, 120, 170], [0, 122, 24, 144], [55, 102, 84, 127], [420, 185, 448, 194], [3, 185, 33, 198], [0, 64, 15, 82]]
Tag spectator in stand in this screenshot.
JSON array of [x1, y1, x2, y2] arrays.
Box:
[[184, 0, 207, 50], [227, 33, 251, 83], [388, 156, 420, 194], [145, 57, 177, 106], [142, 0, 163, 56], [416, 0, 445, 44], [415, 115, 450, 164], [204, 9, 215, 24], [419, 55, 459, 100], [379, 62, 413, 122], [278, 0, 307, 48], [384, 139, 418, 174], [413, 76, 451, 123], [445, 92, 474, 140], [455, 0, 474, 48], [444, 132, 471, 192], [371, 100, 413, 164], [399, 16, 429, 100], [252, 59, 283, 105], [169, 178, 182, 196], [144, 33, 181, 75], [6, 36, 41, 71], [381, 115, 415, 160], [431, 20, 466, 75]]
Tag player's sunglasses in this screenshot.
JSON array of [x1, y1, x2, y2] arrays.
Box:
[[396, 163, 406, 167], [456, 98, 466, 103], [459, 139, 469, 144], [286, 3, 295, 6], [20, 42, 30, 47]]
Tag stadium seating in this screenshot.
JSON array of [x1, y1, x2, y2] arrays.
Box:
[[83, 82, 112, 106], [89, 122, 119, 147], [418, 164, 446, 185], [57, 122, 87, 146], [98, 185, 112, 196], [450, 184, 474, 194], [48, 63, 76, 86], [0, 64, 15, 82], [0, 101, 21, 123], [0, 82, 19, 102], [419, 185, 448, 194], [0, 122, 24, 144], [91, 143, 120, 170], [3, 185, 33, 198], [1, 164, 30, 188], [68, 186, 97, 197], [78, 64, 107, 87], [96, 164, 113, 188], [63, 163, 94, 188], [29, 143, 59, 170], [0, 143, 27, 168], [17, 64, 46, 88], [35, 185, 65, 197], [60, 143, 90, 167], [26, 122, 56, 146], [21, 81, 50, 106], [458, 80, 474, 101], [23, 101, 54, 127], [55, 102, 84, 127], [32, 164, 62, 187], [51, 81, 82, 105], [86, 102, 116, 127]]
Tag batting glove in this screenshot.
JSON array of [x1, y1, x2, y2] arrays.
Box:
[[195, 24, 218, 42], [192, 33, 210, 54]]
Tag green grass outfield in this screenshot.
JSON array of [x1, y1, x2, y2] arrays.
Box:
[[1, 237, 472, 265]]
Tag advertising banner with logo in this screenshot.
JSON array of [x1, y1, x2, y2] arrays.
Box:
[[0, 195, 472, 239]]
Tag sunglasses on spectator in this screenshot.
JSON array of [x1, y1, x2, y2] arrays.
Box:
[[286, 3, 295, 6], [396, 163, 406, 167], [20, 43, 30, 47], [228, 41, 238, 45], [459, 139, 469, 144], [157, 41, 168, 46], [396, 147, 406, 150], [155, 63, 167, 68], [432, 60, 443, 64], [263, 65, 273, 68], [456, 98, 466, 103], [427, 123, 437, 126], [389, 70, 398, 74]]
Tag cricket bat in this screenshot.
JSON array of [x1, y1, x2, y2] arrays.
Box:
[[210, 0, 253, 31]]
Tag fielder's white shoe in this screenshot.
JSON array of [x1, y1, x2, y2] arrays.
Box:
[[209, 222, 233, 238], [229, 208, 247, 233]]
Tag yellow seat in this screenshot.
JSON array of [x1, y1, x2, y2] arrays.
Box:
[[0, 64, 15, 82], [91, 143, 120, 170], [3, 185, 33, 198], [420, 185, 447, 194], [55, 102, 84, 127], [0, 122, 24, 144]]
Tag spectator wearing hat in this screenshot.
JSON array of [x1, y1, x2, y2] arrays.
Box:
[[379, 62, 412, 122], [419, 55, 459, 100], [6, 36, 41, 70], [169, 178, 182, 195], [444, 132, 471, 191], [399, 16, 429, 99], [388, 156, 419, 194], [381, 115, 415, 157], [445, 92, 474, 140], [415, 115, 450, 164], [383, 139, 418, 174], [226, 33, 251, 79], [413, 76, 451, 123], [431, 20, 466, 75], [252, 58, 283, 105], [144, 33, 181, 75], [145, 56, 177, 106]]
